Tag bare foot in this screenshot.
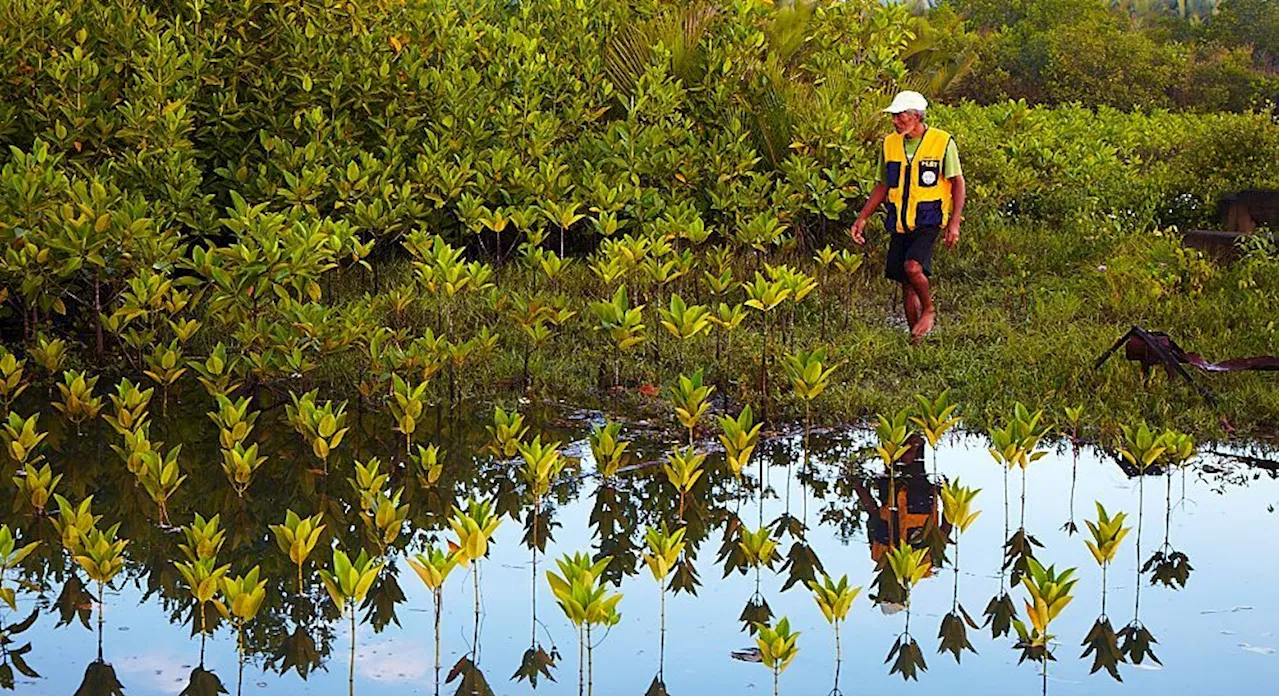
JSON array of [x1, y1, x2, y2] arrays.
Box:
[[910, 310, 935, 344]]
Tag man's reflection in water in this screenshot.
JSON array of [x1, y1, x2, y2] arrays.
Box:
[[850, 433, 950, 611]]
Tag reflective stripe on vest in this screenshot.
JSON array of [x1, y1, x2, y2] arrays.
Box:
[[883, 127, 953, 234]]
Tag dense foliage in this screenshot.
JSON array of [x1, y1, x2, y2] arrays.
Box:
[[0, 0, 1275, 436]]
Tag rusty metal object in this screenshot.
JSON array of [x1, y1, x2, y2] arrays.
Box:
[[1094, 326, 1278, 405]]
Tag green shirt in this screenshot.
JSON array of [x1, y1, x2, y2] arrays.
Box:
[[878, 135, 962, 185]]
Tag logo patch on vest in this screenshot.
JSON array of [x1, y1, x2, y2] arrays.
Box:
[[918, 160, 941, 187]]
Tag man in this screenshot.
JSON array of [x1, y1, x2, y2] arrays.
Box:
[[850, 90, 966, 344]]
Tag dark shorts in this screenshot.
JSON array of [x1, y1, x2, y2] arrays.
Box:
[[884, 226, 940, 284]]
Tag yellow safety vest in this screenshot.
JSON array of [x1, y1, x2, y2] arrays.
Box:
[[883, 127, 953, 233]]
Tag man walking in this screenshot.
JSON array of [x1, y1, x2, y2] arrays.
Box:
[[850, 91, 965, 343]]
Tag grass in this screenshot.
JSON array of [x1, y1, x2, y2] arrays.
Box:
[[294, 216, 1278, 445]]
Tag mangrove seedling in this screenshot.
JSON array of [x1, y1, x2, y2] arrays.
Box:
[[408, 545, 463, 696], [546, 552, 621, 696], [175, 555, 229, 650], [12, 462, 61, 515], [938, 480, 981, 662], [207, 394, 257, 450], [718, 405, 762, 479], [216, 567, 267, 696], [659, 293, 711, 341], [1144, 430, 1195, 588], [270, 510, 326, 594], [220, 442, 267, 497], [1117, 423, 1166, 667], [72, 523, 128, 663], [518, 435, 567, 684], [285, 390, 350, 473], [742, 272, 790, 416], [1012, 559, 1078, 692], [485, 406, 528, 459], [389, 373, 429, 450], [179, 513, 227, 564], [136, 445, 186, 525], [885, 542, 931, 680], [319, 549, 383, 696], [589, 284, 646, 388], [1081, 502, 1129, 681], [190, 342, 243, 399], [739, 526, 781, 571], [411, 444, 445, 488], [669, 370, 714, 446], [643, 524, 687, 682], [588, 419, 630, 480], [989, 403, 1050, 586], [910, 389, 962, 477], [754, 617, 800, 696], [450, 499, 503, 660], [2, 412, 46, 468], [1061, 405, 1084, 535], [664, 446, 706, 520], [807, 573, 861, 693], [53, 370, 104, 430], [103, 378, 154, 435], [0, 526, 39, 611], [50, 494, 100, 555], [0, 348, 28, 412]]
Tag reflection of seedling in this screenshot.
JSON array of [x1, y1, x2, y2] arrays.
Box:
[[1061, 405, 1084, 535], [717, 405, 762, 478], [807, 573, 860, 693], [588, 419, 630, 480], [407, 545, 462, 695], [754, 617, 800, 696], [270, 510, 325, 595], [1081, 502, 1129, 681], [1117, 422, 1165, 668], [643, 524, 687, 681], [450, 499, 503, 660], [1145, 430, 1195, 589], [989, 403, 1050, 585], [72, 523, 128, 663], [938, 480, 981, 662]]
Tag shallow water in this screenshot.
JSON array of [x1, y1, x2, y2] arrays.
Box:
[[4, 400, 1277, 696]]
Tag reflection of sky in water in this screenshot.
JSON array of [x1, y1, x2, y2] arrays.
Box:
[[10, 431, 1278, 695]]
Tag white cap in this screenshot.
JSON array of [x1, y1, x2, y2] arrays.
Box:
[[883, 91, 928, 114]]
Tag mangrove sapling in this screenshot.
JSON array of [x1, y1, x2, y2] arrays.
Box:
[[190, 343, 243, 399], [718, 405, 762, 480], [1011, 559, 1078, 694], [71, 522, 127, 668], [485, 406, 529, 459], [739, 526, 781, 634], [812, 246, 838, 340], [873, 408, 913, 527], [319, 549, 383, 696], [546, 553, 622, 696], [1061, 406, 1084, 535], [785, 347, 839, 525], [754, 617, 800, 696], [104, 378, 154, 436], [1117, 424, 1167, 667], [807, 574, 861, 694], [0, 526, 39, 614], [269, 510, 326, 595], [450, 499, 503, 663], [885, 543, 931, 681], [0, 348, 28, 414], [709, 301, 747, 398], [663, 446, 706, 521], [176, 514, 229, 660], [215, 567, 268, 696], [142, 341, 187, 415], [2, 413, 47, 471], [411, 444, 445, 488], [642, 524, 687, 685], [938, 480, 982, 662], [516, 436, 568, 686], [669, 370, 714, 447], [659, 293, 712, 377], [1143, 431, 1195, 589], [1081, 502, 1130, 681], [407, 545, 462, 696], [910, 389, 962, 479], [989, 404, 1050, 586], [136, 445, 186, 525]]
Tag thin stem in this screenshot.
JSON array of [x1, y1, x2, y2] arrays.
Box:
[[586, 625, 594, 696], [434, 590, 442, 696], [1101, 563, 1108, 616], [833, 620, 842, 691], [237, 620, 244, 696], [1164, 467, 1173, 547], [97, 581, 104, 662], [659, 587, 666, 679], [952, 538, 961, 611], [1134, 474, 1144, 621], [349, 603, 356, 696], [473, 561, 481, 661], [578, 627, 584, 696], [1019, 466, 1027, 530]]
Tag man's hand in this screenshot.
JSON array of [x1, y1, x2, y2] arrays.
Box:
[[850, 217, 867, 245], [943, 218, 960, 250]]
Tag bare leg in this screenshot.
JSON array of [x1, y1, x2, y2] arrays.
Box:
[[904, 260, 935, 343], [902, 283, 921, 331]]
